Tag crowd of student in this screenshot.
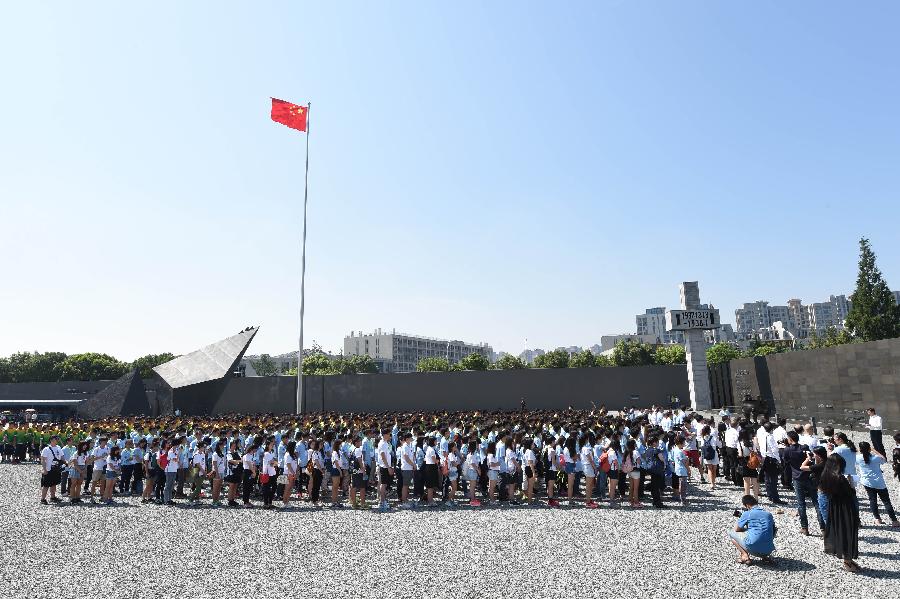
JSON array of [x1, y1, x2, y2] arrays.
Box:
[[12, 405, 900, 572]]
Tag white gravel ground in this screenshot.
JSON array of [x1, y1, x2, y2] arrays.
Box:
[[2, 462, 898, 598]]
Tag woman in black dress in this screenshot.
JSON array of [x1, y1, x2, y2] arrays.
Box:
[[819, 454, 861, 572]]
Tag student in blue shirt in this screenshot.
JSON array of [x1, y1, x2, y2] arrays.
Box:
[[729, 494, 777, 565], [857, 441, 899, 526]]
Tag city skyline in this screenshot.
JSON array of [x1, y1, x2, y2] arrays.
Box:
[[3, 3, 900, 361]]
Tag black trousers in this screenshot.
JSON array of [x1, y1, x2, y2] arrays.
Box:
[[649, 472, 664, 507], [120, 465, 134, 493], [310, 469, 323, 503], [870, 430, 885, 455], [864, 485, 897, 521], [242, 471, 255, 503], [262, 476, 276, 506], [763, 457, 781, 501], [723, 447, 738, 483]]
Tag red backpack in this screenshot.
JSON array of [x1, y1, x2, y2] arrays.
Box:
[[158, 451, 169, 469]]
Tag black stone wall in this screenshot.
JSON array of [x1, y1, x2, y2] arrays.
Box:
[[210, 365, 691, 415]]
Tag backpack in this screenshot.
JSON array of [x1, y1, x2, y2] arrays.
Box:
[[158, 451, 169, 470], [702, 438, 716, 461], [645, 448, 665, 476], [621, 454, 634, 474], [598, 452, 611, 473]]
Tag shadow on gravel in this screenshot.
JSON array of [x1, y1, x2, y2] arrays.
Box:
[[755, 557, 816, 572], [857, 568, 900, 579], [859, 551, 900, 561], [860, 536, 897, 545]]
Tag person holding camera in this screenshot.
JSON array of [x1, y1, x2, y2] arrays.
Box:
[[784, 431, 823, 535], [729, 494, 777, 566], [39, 435, 64, 505]]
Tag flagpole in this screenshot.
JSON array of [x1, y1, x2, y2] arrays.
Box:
[[296, 102, 311, 414]]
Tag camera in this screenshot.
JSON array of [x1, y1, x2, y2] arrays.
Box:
[[733, 509, 744, 517]]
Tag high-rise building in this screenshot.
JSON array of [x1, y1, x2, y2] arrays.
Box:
[[735, 293, 853, 341], [343, 329, 492, 373], [635, 308, 684, 344], [735, 301, 773, 337]]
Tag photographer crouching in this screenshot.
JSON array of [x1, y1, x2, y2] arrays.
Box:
[[40, 435, 64, 505], [729, 494, 777, 566]]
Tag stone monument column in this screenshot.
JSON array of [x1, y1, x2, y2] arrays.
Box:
[[680, 282, 712, 411]]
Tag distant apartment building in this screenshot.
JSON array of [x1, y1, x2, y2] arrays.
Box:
[[518, 348, 545, 364], [600, 334, 657, 353], [735, 294, 853, 341], [894, 290, 900, 305], [635, 308, 684, 345], [343, 329, 492, 373]]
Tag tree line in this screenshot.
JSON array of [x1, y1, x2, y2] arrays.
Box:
[[0, 352, 176, 383]]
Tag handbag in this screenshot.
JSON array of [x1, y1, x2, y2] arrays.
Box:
[[259, 472, 270, 484], [276, 474, 287, 485], [746, 451, 761, 470]]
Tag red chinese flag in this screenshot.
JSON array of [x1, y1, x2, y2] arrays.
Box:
[[271, 98, 308, 132]]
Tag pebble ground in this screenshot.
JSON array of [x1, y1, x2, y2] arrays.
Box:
[[2, 463, 898, 598]]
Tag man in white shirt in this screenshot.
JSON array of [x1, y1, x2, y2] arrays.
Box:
[[761, 423, 785, 505], [865, 408, 885, 454], [723, 422, 740, 484], [398, 433, 416, 508], [798, 424, 819, 450], [376, 431, 394, 511], [40, 435, 63, 504]]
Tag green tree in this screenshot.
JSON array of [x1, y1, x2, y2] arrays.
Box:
[[5, 351, 68, 382], [130, 353, 176, 378], [0, 357, 10, 383], [594, 354, 614, 367], [706, 342, 744, 365], [416, 357, 450, 372], [57, 353, 129, 381], [493, 354, 529, 370], [533, 348, 570, 368], [301, 353, 334, 375], [845, 237, 900, 342], [751, 345, 779, 357], [569, 349, 598, 368], [612, 340, 654, 367], [250, 353, 279, 376], [458, 352, 490, 371], [806, 326, 856, 350], [346, 354, 378, 374], [654, 344, 686, 365]]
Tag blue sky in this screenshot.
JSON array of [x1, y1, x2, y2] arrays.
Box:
[[2, 2, 899, 360]]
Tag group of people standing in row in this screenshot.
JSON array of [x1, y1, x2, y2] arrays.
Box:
[[28, 406, 900, 572]]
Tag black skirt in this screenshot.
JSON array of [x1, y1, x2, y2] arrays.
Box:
[[424, 464, 440, 490], [824, 492, 860, 559]]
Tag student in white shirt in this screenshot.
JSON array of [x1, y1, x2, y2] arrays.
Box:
[[88, 438, 110, 500], [545, 438, 560, 507], [503, 440, 519, 505], [698, 425, 720, 489], [188, 441, 207, 504], [580, 436, 598, 508], [39, 436, 63, 504], [163, 439, 180, 505], [423, 437, 440, 507], [261, 439, 278, 509], [521, 439, 537, 504], [281, 441, 298, 507], [445, 442, 460, 505], [330, 445, 344, 508], [102, 446, 121, 505], [866, 408, 885, 454], [376, 431, 394, 511], [241, 442, 258, 507], [486, 441, 500, 503], [399, 433, 416, 508], [464, 440, 482, 507], [210, 443, 226, 506], [307, 440, 325, 506]]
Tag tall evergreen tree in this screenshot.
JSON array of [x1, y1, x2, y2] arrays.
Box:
[[845, 238, 900, 341]]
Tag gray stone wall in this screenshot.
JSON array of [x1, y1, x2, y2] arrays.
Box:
[[727, 337, 900, 431]]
